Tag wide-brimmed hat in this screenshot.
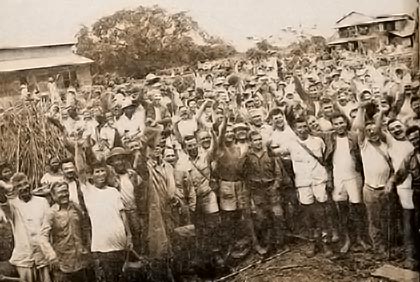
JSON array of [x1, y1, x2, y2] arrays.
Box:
[[106, 147, 130, 164]]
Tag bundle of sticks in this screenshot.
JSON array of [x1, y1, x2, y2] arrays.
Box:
[[0, 101, 70, 186]]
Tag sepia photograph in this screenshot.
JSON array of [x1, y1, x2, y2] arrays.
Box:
[[0, 0, 420, 281]]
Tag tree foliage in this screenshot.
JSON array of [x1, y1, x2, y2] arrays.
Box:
[[75, 6, 236, 78]]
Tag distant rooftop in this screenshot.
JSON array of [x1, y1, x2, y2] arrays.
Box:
[[335, 11, 413, 29], [0, 42, 76, 51]]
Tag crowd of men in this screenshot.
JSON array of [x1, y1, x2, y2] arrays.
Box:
[[1, 47, 420, 282]]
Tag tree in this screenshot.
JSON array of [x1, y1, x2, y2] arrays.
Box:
[[75, 6, 236, 78]]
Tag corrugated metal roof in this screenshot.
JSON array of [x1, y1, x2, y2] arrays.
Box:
[[0, 42, 76, 51], [336, 15, 408, 29], [0, 53, 93, 72]]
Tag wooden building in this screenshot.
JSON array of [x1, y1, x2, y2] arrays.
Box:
[[0, 43, 93, 104], [328, 12, 415, 52]]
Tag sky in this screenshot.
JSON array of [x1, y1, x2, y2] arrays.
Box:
[[0, 0, 416, 51]]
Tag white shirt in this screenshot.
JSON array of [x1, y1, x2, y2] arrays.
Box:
[[99, 124, 117, 148], [269, 125, 296, 159], [67, 180, 87, 206], [177, 119, 198, 139], [285, 136, 328, 187], [115, 109, 145, 137], [8, 196, 50, 267], [361, 140, 391, 188], [83, 184, 126, 252], [387, 136, 413, 189], [333, 136, 358, 180]]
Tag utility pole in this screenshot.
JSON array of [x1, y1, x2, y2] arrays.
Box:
[[417, 0, 420, 71]]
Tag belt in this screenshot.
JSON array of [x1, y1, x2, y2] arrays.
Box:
[[364, 184, 385, 191]]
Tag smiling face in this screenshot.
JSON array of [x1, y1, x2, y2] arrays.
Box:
[[185, 138, 199, 158], [62, 162, 76, 180], [331, 116, 348, 136], [235, 128, 248, 141], [388, 120, 405, 141], [163, 148, 177, 166], [294, 120, 309, 140], [365, 123, 380, 142], [337, 92, 348, 106], [1, 166, 12, 181], [225, 126, 235, 143], [92, 166, 107, 188], [16, 178, 31, 202], [51, 183, 70, 206], [322, 102, 334, 117], [109, 154, 126, 174], [307, 115, 320, 133], [198, 132, 212, 149], [408, 130, 420, 149], [250, 133, 263, 151]]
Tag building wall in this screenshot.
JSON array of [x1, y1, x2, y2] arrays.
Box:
[[0, 64, 92, 104]]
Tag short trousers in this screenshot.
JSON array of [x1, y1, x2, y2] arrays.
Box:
[[297, 182, 327, 205], [332, 176, 363, 203], [198, 190, 219, 214], [219, 181, 249, 211], [396, 185, 414, 210]]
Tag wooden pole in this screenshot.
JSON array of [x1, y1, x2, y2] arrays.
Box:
[[415, 0, 420, 72]]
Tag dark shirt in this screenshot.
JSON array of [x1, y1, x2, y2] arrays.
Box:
[[40, 202, 89, 273], [242, 149, 282, 183]]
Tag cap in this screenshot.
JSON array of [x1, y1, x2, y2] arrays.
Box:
[[233, 123, 250, 131], [121, 98, 134, 109]]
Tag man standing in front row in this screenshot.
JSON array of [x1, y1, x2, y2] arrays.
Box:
[[243, 131, 289, 255], [388, 125, 420, 269], [39, 181, 90, 282], [285, 117, 332, 257], [82, 161, 133, 282], [0, 173, 51, 282]]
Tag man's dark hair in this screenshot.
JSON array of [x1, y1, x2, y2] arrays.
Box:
[[291, 116, 307, 128], [182, 135, 197, 149], [248, 130, 261, 140], [267, 108, 284, 121], [329, 112, 351, 130], [406, 125, 420, 137], [91, 160, 108, 171], [60, 157, 75, 166], [50, 181, 69, 194], [386, 118, 402, 128]]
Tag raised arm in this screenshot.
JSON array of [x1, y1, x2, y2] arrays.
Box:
[[207, 128, 218, 162], [352, 102, 367, 144]]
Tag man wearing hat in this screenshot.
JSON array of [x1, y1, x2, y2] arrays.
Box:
[[233, 122, 250, 156], [114, 98, 145, 139], [106, 147, 143, 253]]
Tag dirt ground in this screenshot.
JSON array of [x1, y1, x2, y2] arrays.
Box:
[[224, 243, 410, 282]]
